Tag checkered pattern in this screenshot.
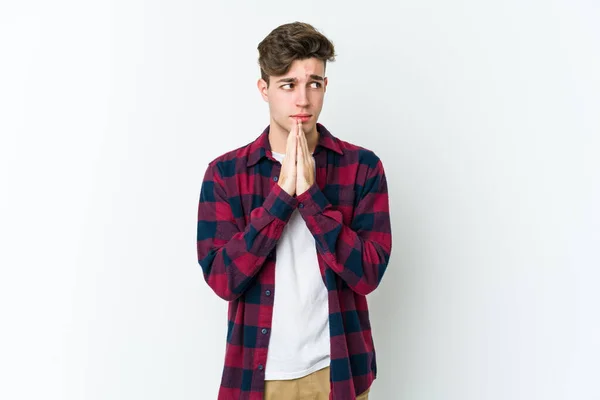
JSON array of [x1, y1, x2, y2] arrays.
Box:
[[197, 123, 392, 400]]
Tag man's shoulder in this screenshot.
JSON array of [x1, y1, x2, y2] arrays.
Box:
[[205, 141, 254, 176], [336, 137, 384, 170], [207, 143, 250, 165]]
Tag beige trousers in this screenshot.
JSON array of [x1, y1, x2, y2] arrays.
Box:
[[264, 366, 370, 400]]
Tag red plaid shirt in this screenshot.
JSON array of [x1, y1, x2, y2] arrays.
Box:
[[197, 122, 392, 399]]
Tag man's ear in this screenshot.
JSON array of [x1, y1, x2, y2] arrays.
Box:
[[324, 77, 328, 93], [257, 78, 269, 102]]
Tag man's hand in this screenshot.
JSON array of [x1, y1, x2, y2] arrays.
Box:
[[277, 120, 298, 196], [296, 120, 316, 195]]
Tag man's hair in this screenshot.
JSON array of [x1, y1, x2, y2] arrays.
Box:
[[257, 22, 336, 87]]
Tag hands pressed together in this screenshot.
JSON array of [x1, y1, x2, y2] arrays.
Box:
[[277, 119, 316, 197]]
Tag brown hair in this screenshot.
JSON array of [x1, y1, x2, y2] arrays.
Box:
[[257, 22, 336, 87]]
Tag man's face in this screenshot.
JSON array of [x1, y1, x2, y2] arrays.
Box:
[[258, 57, 328, 136]]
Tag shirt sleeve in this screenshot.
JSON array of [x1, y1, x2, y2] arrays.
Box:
[[196, 161, 297, 301], [295, 156, 392, 295]]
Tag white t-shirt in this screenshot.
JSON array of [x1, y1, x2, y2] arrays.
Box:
[[264, 151, 331, 380]]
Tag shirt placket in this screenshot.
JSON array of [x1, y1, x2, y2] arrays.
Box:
[[253, 158, 281, 390]]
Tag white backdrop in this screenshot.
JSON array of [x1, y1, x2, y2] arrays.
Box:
[[1, 1, 599, 399]]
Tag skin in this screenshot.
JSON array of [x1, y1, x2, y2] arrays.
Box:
[[257, 57, 327, 196]]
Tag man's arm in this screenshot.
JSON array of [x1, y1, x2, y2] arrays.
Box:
[[196, 161, 297, 301], [296, 155, 392, 296]]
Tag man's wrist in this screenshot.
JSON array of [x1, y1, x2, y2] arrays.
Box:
[[278, 181, 296, 196], [296, 180, 314, 196]]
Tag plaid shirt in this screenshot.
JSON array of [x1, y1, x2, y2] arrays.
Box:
[[196, 122, 392, 400]]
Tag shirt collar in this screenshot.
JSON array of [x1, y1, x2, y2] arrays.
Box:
[[246, 122, 343, 167]]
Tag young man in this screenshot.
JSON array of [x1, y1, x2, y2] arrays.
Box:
[[196, 22, 392, 400]]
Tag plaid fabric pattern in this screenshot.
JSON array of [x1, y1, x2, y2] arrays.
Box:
[[197, 123, 392, 400]]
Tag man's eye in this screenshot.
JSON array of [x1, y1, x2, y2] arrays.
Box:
[[281, 82, 322, 90]]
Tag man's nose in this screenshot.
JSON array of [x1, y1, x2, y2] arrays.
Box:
[[296, 88, 309, 107]]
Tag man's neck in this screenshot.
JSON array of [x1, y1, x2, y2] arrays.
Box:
[[269, 120, 319, 155]]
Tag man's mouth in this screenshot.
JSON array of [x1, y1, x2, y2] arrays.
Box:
[[291, 114, 312, 122]]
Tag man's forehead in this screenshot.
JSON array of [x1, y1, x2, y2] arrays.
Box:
[[272, 57, 326, 80]]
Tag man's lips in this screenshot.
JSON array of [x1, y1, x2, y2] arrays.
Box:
[[292, 115, 312, 122]]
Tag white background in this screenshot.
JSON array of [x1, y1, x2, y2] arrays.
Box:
[[1, 1, 599, 399]]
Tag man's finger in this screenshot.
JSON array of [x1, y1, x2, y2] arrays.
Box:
[[298, 121, 307, 162], [296, 120, 303, 142], [287, 121, 298, 157], [299, 123, 310, 162], [290, 122, 298, 164]]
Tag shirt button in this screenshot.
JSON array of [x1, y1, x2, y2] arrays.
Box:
[[265, 290, 271, 296], [272, 176, 278, 182], [261, 328, 268, 335], [299, 203, 304, 208], [258, 364, 264, 371]]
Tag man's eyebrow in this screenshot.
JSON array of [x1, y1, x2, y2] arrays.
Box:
[[276, 74, 324, 83]]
